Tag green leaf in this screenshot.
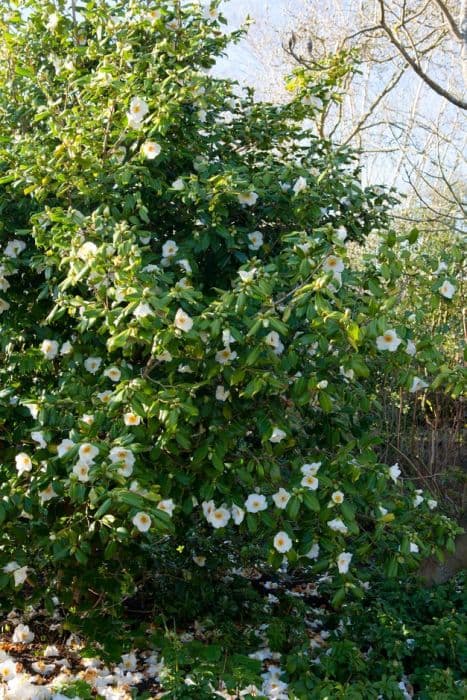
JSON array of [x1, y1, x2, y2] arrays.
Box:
[[94, 498, 112, 519], [303, 492, 320, 512], [286, 496, 301, 519], [319, 392, 333, 413], [332, 587, 346, 608]]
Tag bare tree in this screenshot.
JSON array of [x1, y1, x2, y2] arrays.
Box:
[[374, 0, 466, 109], [217, 0, 466, 229]]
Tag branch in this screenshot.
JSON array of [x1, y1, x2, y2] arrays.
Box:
[[340, 66, 406, 146], [432, 0, 462, 41], [377, 0, 467, 109], [71, 0, 77, 26]]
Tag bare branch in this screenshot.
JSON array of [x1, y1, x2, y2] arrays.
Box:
[[341, 66, 406, 145], [432, 0, 463, 41], [377, 0, 467, 109]]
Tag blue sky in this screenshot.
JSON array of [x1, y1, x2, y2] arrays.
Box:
[[213, 0, 289, 86]]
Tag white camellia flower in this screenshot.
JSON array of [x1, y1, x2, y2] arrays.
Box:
[[247, 231, 263, 250], [337, 551, 352, 574], [305, 543, 320, 560], [389, 463, 401, 483], [162, 240, 178, 258], [73, 462, 90, 482], [264, 331, 284, 355], [238, 268, 257, 283], [176, 276, 191, 291], [202, 499, 215, 520], [238, 191, 258, 206], [174, 308, 193, 332], [84, 356, 102, 374], [434, 261, 448, 274], [323, 255, 344, 275], [43, 645, 59, 658], [0, 298, 10, 314], [0, 658, 18, 681], [79, 443, 99, 464], [46, 12, 60, 31], [104, 366, 121, 382], [413, 493, 424, 507], [302, 94, 323, 109], [12, 624, 35, 643], [133, 302, 153, 318], [31, 431, 47, 448], [209, 506, 230, 528], [127, 96, 149, 128], [132, 512, 152, 532], [327, 518, 348, 534], [172, 178, 185, 190], [427, 499, 437, 510], [406, 339, 417, 356], [317, 379, 328, 389], [245, 493, 268, 513], [272, 488, 291, 509], [410, 377, 429, 393], [215, 385, 230, 401], [124, 412, 141, 426], [273, 531, 292, 553], [3, 563, 29, 587], [146, 8, 161, 22], [81, 413, 94, 425], [121, 652, 137, 671], [439, 279, 456, 299], [269, 427, 286, 443], [158, 499, 175, 517], [335, 225, 347, 242], [15, 453, 32, 476], [301, 462, 321, 476], [24, 402, 39, 419], [4, 239, 26, 257], [156, 350, 172, 362], [41, 339, 59, 359], [193, 555, 206, 567], [231, 504, 245, 525], [223, 329, 235, 345], [178, 258, 192, 274], [292, 176, 307, 195], [60, 341, 73, 355], [301, 474, 319, 490], [39, 484, 57, 504], [376, 329, 402, 352], [340, 366, 354, 380], [197, 108, 207, 122], [77, 241, 98, 260], [57, 438, 75, 457], [141, 141, 161, 159], [109, 446, 135, 476], [215, 346, 237, 364], [331, 490, 344, 504], [409, 542, 419, 553]]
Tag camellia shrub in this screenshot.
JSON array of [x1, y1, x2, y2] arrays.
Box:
[[0, 0, 462, 616]]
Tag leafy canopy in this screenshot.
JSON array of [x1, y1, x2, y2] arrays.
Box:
[[0, 0, 461, 612]]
